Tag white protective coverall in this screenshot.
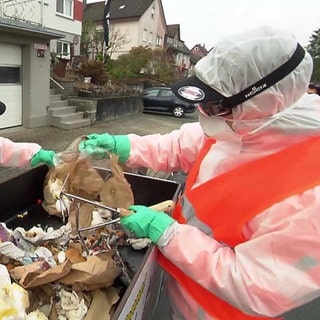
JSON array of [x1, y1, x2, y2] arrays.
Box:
[[0, 137, 41, 167], [122, 26, 320, 319]]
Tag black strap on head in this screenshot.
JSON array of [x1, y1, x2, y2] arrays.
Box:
[[222, 43, 306, 108]]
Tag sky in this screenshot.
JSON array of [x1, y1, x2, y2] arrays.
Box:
[[161, 0, 320, 50]]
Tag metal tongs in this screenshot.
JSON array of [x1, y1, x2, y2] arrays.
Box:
[[59, 187, 174, 286], [58, 170, 175, 252], [57, 169, 122, 246]]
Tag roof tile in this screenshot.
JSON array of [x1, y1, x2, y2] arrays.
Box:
[[84, 0, 155, 22]]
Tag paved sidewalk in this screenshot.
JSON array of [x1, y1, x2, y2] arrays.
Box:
[[0, 111, 198, 182]]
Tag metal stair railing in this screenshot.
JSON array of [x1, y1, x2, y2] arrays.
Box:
[[50, 76, 65, 91]]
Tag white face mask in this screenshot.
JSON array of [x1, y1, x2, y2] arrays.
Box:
[[199, 105, 297, 143], [199, 113, 242, 142]]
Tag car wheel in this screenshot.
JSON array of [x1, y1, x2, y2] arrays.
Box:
[[172, 106, 185, 118]]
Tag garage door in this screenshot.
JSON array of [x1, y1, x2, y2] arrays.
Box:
[[0, 43, 22, 129]]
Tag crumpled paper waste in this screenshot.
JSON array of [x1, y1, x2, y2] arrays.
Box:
[[55, 289, 88, 320], [0, 264, 48, 320], [0, 218, 123, 319], [0, 225, 70, 266], [0, 137, 153, 319]]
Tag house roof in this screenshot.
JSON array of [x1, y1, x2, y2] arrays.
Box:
[[165, 24, 190, 55], [166, 41, 191, 55], [167, 24, 180, 39], [84, 0, 155, 22], [190, 44, 209, 56]]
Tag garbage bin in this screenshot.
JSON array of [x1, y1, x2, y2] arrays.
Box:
[[0, 165, 181, 320]]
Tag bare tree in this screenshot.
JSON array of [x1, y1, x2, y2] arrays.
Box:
[[80, 20, 98, 58], [81, 22, 129, 61], [104, 25, 130, 60]]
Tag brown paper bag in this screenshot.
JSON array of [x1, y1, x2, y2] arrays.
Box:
[[59, 252, 120, 291], [68, 157, 105, 200], [10, 260, 51, 281], [84, 288, 120, 320], [99, 154, 134, 209], [19, 260, 72, 288]]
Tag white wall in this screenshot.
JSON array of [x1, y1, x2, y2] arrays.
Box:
[[110, 0, 166, 59], [42, 1, 82, 57], [43, 0, 82, 35], [139, 0, 165, 48], [109, 21, 139, 59]]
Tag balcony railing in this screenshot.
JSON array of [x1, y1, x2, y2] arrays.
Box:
[[0, 0, 44, 26]]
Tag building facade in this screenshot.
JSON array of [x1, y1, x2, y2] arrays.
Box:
[[83, 0, 167, 59], [0, 0, 82, 129], [165, 24, 191, 79], [189, 43, 209, 75]]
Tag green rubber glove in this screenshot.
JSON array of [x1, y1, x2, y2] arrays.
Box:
[[31, 149, 56, 167], [78, 133, 130, 163], [120, 205, 175, 244]]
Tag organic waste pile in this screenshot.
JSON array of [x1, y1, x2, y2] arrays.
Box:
[[0, 141, 153, 320]]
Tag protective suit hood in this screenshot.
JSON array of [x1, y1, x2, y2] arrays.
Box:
[[174, 26, 318, 140]]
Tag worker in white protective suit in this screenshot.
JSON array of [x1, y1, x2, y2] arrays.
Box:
[[0, 103, 56, 167], [79, 26, 320, 320]]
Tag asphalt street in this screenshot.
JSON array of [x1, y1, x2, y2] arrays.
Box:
[[0, 110, 199, 182]]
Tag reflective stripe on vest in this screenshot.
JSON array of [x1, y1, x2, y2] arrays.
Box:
[[180, 195, 213, 236], [158, 136, 320, 320]]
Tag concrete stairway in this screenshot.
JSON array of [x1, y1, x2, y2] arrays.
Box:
[[48, 89, 91, 130]]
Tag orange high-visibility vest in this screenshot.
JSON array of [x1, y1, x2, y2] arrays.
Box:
[[158, 136, 320, 320]]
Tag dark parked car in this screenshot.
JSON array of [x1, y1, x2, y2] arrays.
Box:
[[141, 86, 197, 118]]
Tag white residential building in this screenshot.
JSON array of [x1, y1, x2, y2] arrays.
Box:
[[0, 0, 82, 129], [83, 0, 167, 59]]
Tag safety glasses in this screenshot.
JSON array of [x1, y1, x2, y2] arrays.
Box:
[[197, 101, 232, 117]]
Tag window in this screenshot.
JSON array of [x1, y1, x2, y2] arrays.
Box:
[[56, 41, 70, 59], [56, 0, 73, 17], [159, 89, 174, 97], [143, 89, 159, 97], [0, 67, 20, 84], [151, 2, 156, 18], [149, 31, 153, 44], [143, 28, 147, 42], [156, 36, 162, 46]]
